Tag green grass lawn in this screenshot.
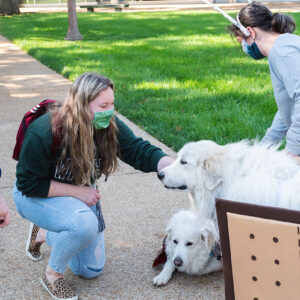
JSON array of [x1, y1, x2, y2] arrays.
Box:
[[1, 11, 299, 151]]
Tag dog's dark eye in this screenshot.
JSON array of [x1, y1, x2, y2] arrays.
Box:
[[186, 242, 193, 247], [180, 159, 187, 165], [173, 239, 178, 244]]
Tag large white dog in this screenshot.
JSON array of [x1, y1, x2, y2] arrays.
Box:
[[158, 140, 300, 220]]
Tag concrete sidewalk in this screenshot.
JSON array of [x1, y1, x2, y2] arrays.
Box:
[[0, 35, 224, 299]]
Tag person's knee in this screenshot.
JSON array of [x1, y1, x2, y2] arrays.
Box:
[[71, 209, 98, 243], [79, 263, 105, 278]]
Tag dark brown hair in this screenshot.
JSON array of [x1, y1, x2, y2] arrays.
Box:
[[230, 1, 296, 38]]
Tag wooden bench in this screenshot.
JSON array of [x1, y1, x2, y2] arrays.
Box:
[[80, 3, 129, 12]]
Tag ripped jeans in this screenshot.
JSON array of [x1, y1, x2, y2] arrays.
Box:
[[13, 184, 105, 278]]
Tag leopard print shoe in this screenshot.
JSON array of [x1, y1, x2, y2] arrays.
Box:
[[40, 275, 78, 300], [26, 222, 43, 261]]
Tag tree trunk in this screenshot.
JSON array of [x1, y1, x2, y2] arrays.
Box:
[[0, 0, 20, 15], [65, 0, 83, 41]]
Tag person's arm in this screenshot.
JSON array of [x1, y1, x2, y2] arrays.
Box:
[[16, 132, 53, 197], [261, 111, 288, 146], [48, 180, 100, 207], [284, 54, 300, 155], [16, 132, 53, 198], [17, 133, 100, 206], [116, 116, 172, 172], [0, 195, 10, 228], [273, 50, 300, 155]]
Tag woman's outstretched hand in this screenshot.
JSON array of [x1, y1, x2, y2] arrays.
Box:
[[157, 156, 175, 172]]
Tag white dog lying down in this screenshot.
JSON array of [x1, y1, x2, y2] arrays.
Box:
[[153, 210, 222, 286], [158, 140, 300, 220]]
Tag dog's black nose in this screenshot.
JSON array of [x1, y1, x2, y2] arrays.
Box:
[[157, 171, 164, 181], [173, 257, 183, 267]]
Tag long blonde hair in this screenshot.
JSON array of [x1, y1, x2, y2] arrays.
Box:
[[52, 73, 119, 186]]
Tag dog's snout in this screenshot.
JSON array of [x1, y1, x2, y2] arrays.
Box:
[[157, 171, 165, 181], [173, 257, 183, 267]]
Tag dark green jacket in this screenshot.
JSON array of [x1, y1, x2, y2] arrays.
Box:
[[16, 113, 166, 197]]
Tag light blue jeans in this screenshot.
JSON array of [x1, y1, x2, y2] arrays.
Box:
[[13, 184, 105, 278]]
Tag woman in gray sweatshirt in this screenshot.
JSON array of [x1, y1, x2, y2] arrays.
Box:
[[230, 2, 300, 156]]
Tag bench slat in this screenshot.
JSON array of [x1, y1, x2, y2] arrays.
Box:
[[80, 3, 129, 12]]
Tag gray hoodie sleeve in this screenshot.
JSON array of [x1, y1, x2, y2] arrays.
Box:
[[268, 42, 300, 154], [279, 51, 300, 154], [261, 111, 288, 146]]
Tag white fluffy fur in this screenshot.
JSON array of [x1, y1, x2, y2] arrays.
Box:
[[159, 140, 300, 220], [153, 210, 222, 286]]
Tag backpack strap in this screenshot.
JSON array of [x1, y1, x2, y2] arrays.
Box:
[[12, 99, 60, 160]]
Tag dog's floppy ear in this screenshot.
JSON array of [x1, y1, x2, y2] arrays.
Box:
[[202, 157, 223, 190], [166, 226, 172, 242], [200, 222, 218, 250]]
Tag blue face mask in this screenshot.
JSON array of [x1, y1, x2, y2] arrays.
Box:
[[241, 39, 265, 60]]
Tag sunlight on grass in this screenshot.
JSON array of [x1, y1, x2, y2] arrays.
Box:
[[134, 79, 204, 90]]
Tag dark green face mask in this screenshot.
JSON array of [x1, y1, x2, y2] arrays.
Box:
[[92, 108, 114, 130]]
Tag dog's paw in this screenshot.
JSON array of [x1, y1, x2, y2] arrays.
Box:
[[153, 272, 171, 286]]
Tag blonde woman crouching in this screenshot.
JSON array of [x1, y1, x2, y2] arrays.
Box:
[[13, 73, 173, 300]]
